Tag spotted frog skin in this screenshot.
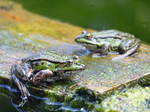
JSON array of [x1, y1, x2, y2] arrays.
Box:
[[75, 30, 140, 59], [11, 51, 85, 107]]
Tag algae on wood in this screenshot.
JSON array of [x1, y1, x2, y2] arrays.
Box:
[[0, 1, 150, 111]]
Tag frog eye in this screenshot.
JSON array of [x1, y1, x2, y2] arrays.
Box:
[[82, 30, 87, 34], [84, 33, 92, 39], [67, 60, 74, 66], [72, 55, 79, 60]]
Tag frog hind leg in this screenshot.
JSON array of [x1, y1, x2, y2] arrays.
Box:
[[11, 64, 30, 107], [32, 69, 54, 86], [112, 43, 140, 60], [118, 38, 140, 54]]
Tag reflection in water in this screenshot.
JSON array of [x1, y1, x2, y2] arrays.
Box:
[[0, 84, 87, 112], [0, 84, 18, 92], [0, 85, 18, 112], [0, 95, 17, 112]]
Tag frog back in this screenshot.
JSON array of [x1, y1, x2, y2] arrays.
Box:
[[94, 30, 135, 49], [22, 51, 69, 63], [92, 30, 133, 39]]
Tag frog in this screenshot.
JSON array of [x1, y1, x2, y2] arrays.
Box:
[[11, 51, 86, 107], [75, 30, 141, 60]]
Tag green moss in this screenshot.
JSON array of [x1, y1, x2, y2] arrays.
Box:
[[71, 98, 86, 108], [75, 87, 96, 101], [0, 76, 11, 85], [64, 94, 74, 104], [45, 89, 66, 102], [94, 85, 150, 112]]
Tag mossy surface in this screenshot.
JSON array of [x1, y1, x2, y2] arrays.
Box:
[[0, 1, 150, 111], [94, 85, 150, 112]]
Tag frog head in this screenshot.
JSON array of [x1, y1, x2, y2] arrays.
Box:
[[75, 31, 101, 51], [54, 59, 86, 77], [31, 52, 86, 77]]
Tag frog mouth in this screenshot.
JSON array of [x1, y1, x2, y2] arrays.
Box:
[[64, 68, 85, 74], [55, 63, 86, 75], [75, 38, 95, 44], [75, 38, 100, 48], [80, 42, 95, 46]]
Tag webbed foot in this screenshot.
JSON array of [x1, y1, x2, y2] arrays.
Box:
[[11, 64, 30, 107]]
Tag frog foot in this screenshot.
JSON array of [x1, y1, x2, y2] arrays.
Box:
[[112, 44, 139, 60], [11, 72, 30, 107]]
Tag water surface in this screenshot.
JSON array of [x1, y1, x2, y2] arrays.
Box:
[[12, 0, 150, 44]]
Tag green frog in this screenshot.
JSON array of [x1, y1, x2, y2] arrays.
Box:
[[75, 30, 141, 60], [11, 51, 85, 107]]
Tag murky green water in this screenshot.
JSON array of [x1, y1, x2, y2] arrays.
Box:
[[0, 94, 17, 112], [12, 0, 150, 44]]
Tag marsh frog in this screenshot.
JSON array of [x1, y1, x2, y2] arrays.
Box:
[[11, 51, 85, 107], [75, 30, 140, 59]]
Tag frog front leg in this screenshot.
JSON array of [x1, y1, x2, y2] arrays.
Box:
[[97, 44, 111, 55], [11, 63, 31, 107], [92, 44, 110, 57], [32, 69, 54, 86]]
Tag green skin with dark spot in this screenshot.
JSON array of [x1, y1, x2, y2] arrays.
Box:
[[11, 51, 85, 107], [75, 30, 141, 56], [14, 51, 86, 85]]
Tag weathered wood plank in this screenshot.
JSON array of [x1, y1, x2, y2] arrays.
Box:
[[0, 1, 150, 111]]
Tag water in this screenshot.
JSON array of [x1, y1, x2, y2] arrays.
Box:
[[0, 94, 18, 112], [0, 84, 18, 111], [0, 84, 87, 112], [12, 0, 150, 44]]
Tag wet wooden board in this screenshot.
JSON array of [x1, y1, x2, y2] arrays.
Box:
[[77, 44, 150, 93], [0, 1, 150, 96]]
